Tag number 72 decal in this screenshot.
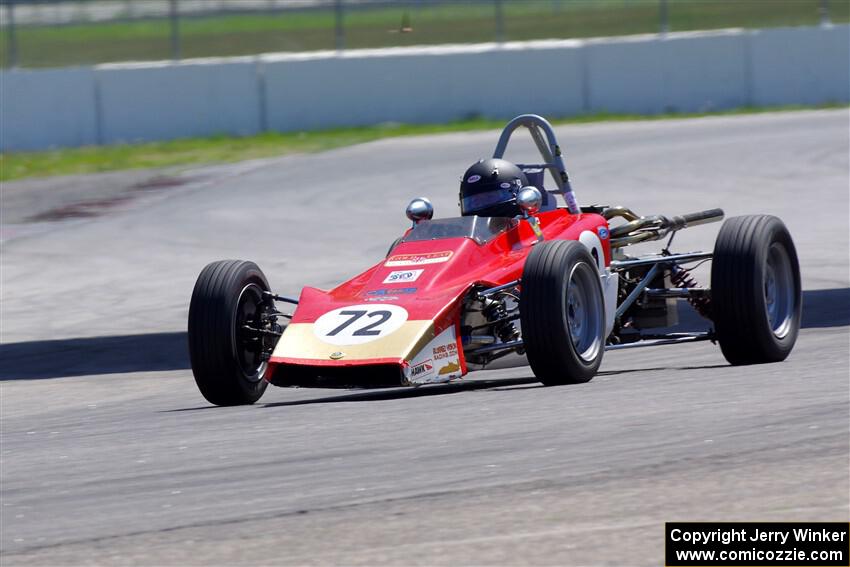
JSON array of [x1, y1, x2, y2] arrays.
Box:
[[313, 304, 409, 345]]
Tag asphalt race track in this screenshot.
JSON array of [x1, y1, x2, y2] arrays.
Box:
[[1, 110, 848, 566]]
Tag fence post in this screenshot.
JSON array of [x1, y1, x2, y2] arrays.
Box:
[[659, 0, 669, 35], [169, 0, 181, 60], [819, 0, 831, 26], [334, 0, 345, 51], [494, 0, 505, 43], [4, 0, 18, 68]]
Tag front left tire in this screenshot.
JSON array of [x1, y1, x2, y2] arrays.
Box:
[[520, 240, 606, 385], [188, 260, 273, 406]]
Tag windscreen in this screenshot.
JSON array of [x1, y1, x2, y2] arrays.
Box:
[[400, 216, 517, 245]]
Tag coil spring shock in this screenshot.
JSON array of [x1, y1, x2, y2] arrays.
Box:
[[670, 264, 712, 318], [482, 295, 520, 343]]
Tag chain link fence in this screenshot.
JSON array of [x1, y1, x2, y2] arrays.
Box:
[[1, 0, 844, 68]]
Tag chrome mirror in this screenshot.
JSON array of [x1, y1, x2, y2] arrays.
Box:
[[406, 198, 434, 224], [517, 186, 542, 216]]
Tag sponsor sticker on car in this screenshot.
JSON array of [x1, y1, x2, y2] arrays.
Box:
[[366, 288, 416, 296], [437, 361, 460, 376], [385, 251, 453, 267], [597, 226, 609, 239], [382, 269, 423, 284], [405, 326, 462, 384], [432, 342, 458, 361], [409, 359, 434, 379]]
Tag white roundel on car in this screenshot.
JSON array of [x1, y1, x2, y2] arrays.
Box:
[[313, 304, 408, 345], [579, 230, 606, 273]]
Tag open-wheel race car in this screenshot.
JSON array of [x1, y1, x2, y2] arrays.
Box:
[[188, 114, 802, 406]]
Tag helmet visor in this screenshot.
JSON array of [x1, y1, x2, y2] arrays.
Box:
[[461, 187, 516, 215]]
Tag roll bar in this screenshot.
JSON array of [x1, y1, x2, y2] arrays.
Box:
[[492, 114, 581, 214]]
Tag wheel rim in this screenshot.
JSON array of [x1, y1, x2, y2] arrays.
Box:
[[566, 262, 603, 362], [764, 243, 794, 339], [234, 283, 268, 382]]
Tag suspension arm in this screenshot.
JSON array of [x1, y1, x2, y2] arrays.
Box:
[[263, 291, 299, 305]]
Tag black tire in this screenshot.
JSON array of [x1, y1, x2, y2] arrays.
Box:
[[520, 240, 605, 385], [711, 215, 801, 365], [188, 260, 271, 405]]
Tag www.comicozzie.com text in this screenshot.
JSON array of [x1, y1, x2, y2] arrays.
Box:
[[670, 526, 848, 546]]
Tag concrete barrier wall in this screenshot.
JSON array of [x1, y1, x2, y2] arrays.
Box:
[[750, 25, 850, 106], [1, 25, 846, 152], [97, 58, 262, 144], [1, 67, 98, 150], [585, 31, 750, 114], [263, 41, 585, 131]]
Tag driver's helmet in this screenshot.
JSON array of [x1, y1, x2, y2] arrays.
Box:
[[459, 158, 528, 217]]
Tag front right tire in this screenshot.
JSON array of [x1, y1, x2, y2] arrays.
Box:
[[188, 260, 272, 406]]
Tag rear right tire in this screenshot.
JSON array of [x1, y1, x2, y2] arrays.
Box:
[[711, 215, 801, 365]]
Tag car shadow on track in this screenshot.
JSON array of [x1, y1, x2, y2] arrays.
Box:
[[488, 364, 729, 392], [171, 362, 733, 410], [261, 377, 543, 407], [161, 377, 543, 412], [2, 288, 847, 381], [599, 364, 730, 377], [799, 287, 850, 329], [0, 331, 188, 381], [672, 287, 849, 331]]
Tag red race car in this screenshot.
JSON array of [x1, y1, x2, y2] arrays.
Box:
[[188, 115, 802, 406]]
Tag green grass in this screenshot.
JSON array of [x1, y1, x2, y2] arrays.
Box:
[[2, 104, 844, 183], [1, 0, 846, 68]]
